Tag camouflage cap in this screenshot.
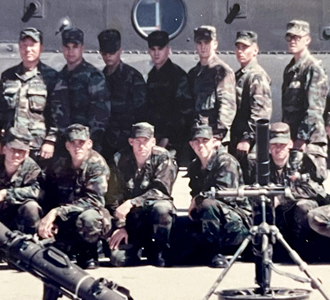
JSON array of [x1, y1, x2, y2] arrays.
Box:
[[191, 116, 213, 140], [62, 28, 84, 45], [235, 30, 258, 46], [286, 20, 310, 36], [269, 122, 291, 144], [65, 124, 90, 141], [4, 127, 31, 151], [20, 27, 43, 44], [98, 29, 121, 54], [194, 26, 217, 42], [147, 31, 169, 48], [131, 122, 154, 139]]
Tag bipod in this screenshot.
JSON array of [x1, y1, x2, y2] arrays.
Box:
[[201, 193, 330, 300]]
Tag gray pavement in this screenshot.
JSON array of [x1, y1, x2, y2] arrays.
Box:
[[1, 171, 330, 300]]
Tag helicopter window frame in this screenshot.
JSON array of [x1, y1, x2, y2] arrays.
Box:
[[131, 0, 187, 39]]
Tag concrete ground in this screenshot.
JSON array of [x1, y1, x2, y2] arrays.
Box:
[[1, 171, 330, 300]]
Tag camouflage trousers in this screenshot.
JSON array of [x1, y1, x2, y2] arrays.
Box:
[[189, 198, 251, 255], [0, 200, 42, 234], [110, 200, 175, 266], [308, 204, 330, 238]]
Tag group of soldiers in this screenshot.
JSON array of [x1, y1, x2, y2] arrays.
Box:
[[1, 18, 330, 274]]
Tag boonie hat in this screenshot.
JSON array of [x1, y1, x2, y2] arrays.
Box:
[[286, 20, 310, 37], [65, 124, 90, 141], [235, 30, 258, 46], [62, 28, 84, 45], [194, 26, 217, 42], [20, 27, 43, 44], [269, 122, 291, 144], [131, 122, 154, 139], [4, 127, 31, 151], [98, 29, 121, 54], [147, 31, 169, 48]]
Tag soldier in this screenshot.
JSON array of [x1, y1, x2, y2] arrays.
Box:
[[38, 124, 111, 269], [188, 26, 236, 145], [268, 122, 329, 253], [146, 31, 193, 165], [98, 29, 147, 163], [0, 127, 42, 235], [0, 27, 59, 166], [187, 119, 251, 268], [106, 122, 178, 267], [282, 20, 328, 167], [51, 28, 110, 152], [230, 31, 272, 183]]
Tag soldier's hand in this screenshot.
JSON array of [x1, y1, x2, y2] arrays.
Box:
[[293, 139, 306, 152], [0, 189, 7, 201], [188, 198, 196, 221], [236, 141, 250, 159], [38, 209, 58, 238], [158, 138, 169, 148], [115, 200, 133, 220], [326, 125, 330, 138], [40, 142, 55, 159], [109, 228, 128, 250]]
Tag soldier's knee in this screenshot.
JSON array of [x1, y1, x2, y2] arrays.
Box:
[[76, 209, 103, 243], [151, 200, 173, 224], [18, 201, 42, 220], [296, 200, 318, 215]]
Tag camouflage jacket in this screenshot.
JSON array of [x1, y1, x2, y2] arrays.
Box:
[[105, 145, 178, 214], [103, 61, 146, 150], [0, 62, 59, 150], [146, 59, 193, 142], [45, 149, 110, 221], [0, 156, 42, 205], [51, 59, 110, 151], [231, 58, 272, 143], [270, 150, 328, 206], [282, 51, 328, 144], [187, 146, 251, 210], [188, 54, 236, 143]]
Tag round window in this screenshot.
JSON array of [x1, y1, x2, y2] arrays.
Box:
[[132, 0, 186, 39]]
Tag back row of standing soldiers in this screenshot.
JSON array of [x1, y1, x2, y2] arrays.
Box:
[[0, 19, 330, 270]]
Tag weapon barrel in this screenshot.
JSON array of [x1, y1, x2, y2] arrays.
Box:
[[0, 222, 130, 300], [256, 119, 270, 186]]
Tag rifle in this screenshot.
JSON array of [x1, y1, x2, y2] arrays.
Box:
[[0, 222, 133, 300]]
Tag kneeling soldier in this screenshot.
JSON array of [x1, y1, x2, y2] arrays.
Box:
[[106, 122, 178, 267]]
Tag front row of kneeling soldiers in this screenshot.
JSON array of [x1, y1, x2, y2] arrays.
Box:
[[0, 119, 329, 270]]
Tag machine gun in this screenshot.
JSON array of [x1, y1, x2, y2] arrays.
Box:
[[0, 222, 133, 300], [202, 119, 330, 300]]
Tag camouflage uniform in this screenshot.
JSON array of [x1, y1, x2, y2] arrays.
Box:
[[0, 127, 42, 234], [0, 62, 59, 159], [188, 54, 236, 143], [51, 60, 110, 152], [102, 61, 147, 161], [188, 146, 252, 260], [106, 126, 178, 266]]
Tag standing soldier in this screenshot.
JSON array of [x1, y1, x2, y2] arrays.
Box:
[[52, 28, 110, 153], [146, 31, 193, 165], [98, 29, 147, 163], [282, 20, 328, 175], [0, 27, 59, 166], [188, 26, 236, 145], [230, 31, 272, 183], [0, 127, 42, 235]]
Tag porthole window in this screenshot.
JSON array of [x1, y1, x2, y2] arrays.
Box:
[[132, 0, 186, 39]]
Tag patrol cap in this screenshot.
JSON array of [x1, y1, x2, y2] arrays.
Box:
[[62, 28, 84, 45], [286, 20, 310, 36], [147, 31, 169, 48], [20, 27, 43, 44], [65, 124, 90, 141], [194, 26, 217, 42], [190, 117, 213, 140], [269, 122, 291, 144], [98, 29, 121, 54], [131, 122, 154, 139], [4, 127, 31, 151], [235, 31, 258, 46]]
